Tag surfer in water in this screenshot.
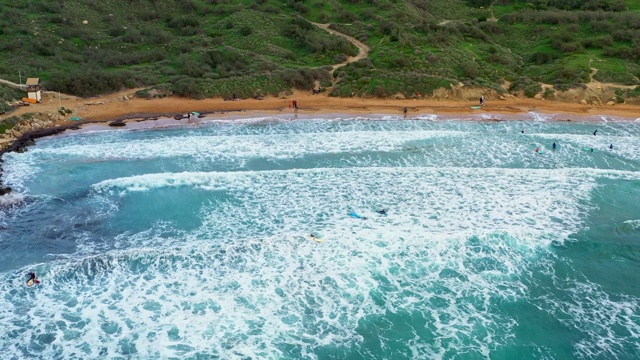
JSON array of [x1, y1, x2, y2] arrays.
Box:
[[609, 144, 613, 150], [552, 142, 556, 149], [593, 129, 598, 136], [26, 272, 39, 285], [377, 209, 387, 215]]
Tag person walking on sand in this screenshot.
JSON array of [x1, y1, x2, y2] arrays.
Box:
[[403, 107, 408, 117], [480, 96, 485, 106]]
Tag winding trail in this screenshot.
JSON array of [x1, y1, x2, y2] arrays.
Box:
[[310, 22, 370, 78]]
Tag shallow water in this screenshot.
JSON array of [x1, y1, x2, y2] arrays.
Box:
[[1, 118, 639, 359]]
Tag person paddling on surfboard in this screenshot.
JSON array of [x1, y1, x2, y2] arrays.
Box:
[[377, 209, 387, 215], [26, 272, 40, 286]]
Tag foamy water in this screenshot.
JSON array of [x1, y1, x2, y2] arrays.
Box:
[[1, 118, 639, 359]]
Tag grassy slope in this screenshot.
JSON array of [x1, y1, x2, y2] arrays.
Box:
[[0, 84, 23, 113], [0, 0, 638, 99]]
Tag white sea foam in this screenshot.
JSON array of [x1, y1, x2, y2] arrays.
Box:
[[0, 192, 25, 207], [21, 130, 466, 163], [1, 119, 639, 358], [538, 279, 640, 359], [0, 232, 548, 358], [528, 112, 551, 122], [414, 114, 438, 121], [622, 219, 640, 229], [91, 167, 640, 195]]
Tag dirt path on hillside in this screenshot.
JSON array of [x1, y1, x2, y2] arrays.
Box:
[[310, 22, 370, 77], [0, 79, 25, 90]]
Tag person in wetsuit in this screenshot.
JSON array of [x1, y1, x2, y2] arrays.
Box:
[[552, 142, 556, 149], [377, 209, 387, 215], [593, 129, 598, 136], [609, 144, 613, 150]]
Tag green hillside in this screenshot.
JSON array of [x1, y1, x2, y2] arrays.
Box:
[[0, 0, 638, 99]]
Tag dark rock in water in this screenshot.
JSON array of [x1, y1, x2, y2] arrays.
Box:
[[2, 126, 78, 155], [0, 186, 12, 195], [108, 119, 126, 127]]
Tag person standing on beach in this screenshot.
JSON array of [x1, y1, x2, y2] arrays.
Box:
[[480, 96, 485, 106], [403, 107, 408, 117]]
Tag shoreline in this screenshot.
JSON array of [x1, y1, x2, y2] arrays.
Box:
[[1, 90, 640, 153], [0, 97, 638, 196], [6, 89, 640, 123], [2, 96, 639, 153]]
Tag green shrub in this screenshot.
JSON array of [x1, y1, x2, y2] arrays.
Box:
[[46, 68, 139, 97], [0, 116, 20, 134], [172, 78, 204, 99]]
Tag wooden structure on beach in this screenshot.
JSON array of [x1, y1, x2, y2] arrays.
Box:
[[25, 78, 42, 102]]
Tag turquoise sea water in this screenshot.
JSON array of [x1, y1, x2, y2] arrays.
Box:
[[1, 116, 639, 359]]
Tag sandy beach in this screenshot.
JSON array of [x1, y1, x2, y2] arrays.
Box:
[[7, 90, 640, 126]]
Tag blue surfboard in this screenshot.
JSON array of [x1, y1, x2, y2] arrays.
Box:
[[348, 211, 362, 219]]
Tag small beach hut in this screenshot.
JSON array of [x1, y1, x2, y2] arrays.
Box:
[[25, 78, 42, 102]]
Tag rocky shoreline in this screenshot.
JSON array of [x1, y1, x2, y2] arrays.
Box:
[[0, 115, 83, 196]]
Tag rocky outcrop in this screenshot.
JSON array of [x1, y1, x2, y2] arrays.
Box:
[[0, 113, 62, 151], [108, 119, 126, 127], [0, 113, 81, 152]]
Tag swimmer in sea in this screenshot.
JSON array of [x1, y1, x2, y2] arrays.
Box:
[[552, 142, 556, 149], [377, 209, 387, 215], [609, 144, 613, 150], [593, 129, 598, 136], [26, 272, 40, 285]]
